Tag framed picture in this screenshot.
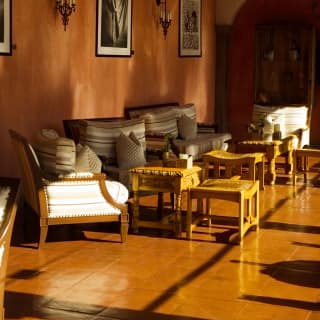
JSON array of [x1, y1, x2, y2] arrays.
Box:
[[179, 0, 201, 57], [96, 0, 132, 57], [0, 0, 11, 55]]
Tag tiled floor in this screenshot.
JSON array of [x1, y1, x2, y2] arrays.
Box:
[[4, 160, 320, 320]]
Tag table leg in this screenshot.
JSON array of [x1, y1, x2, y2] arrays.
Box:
[[265, 157, 276, 184], [174, 192, 182, 238], [132, 191, 139, 233], [286, 150, 293, 174], [157, 192, 164, 219], [257, 161, 264, 190], [186, 191, 193, 239]]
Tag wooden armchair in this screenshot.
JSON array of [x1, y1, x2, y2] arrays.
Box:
[[9, 130, 129, 248]]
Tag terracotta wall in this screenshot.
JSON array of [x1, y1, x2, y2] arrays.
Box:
[[228, 0, 320, 144], [0, 0, 216, 177]]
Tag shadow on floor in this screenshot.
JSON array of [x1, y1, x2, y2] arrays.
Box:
[[4, 291, 208, 320], [241, 294, 320, 311], [231, 259, 320, 288]]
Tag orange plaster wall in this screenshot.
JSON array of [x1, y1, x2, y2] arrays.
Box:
[[0, 0, 216, 177]]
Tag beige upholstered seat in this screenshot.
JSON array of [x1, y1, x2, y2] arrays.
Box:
[[9, 129, 129, 248]]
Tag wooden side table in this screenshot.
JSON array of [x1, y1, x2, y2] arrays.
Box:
[[130, 166, 201, 237], [234, 137, 295, 184]]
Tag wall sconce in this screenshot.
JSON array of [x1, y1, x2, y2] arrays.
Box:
[[56, 0, 76, 31], [156, 0, 172, 39]]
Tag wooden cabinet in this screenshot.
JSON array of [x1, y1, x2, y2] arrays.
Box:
[[255, 24, 316, 109]]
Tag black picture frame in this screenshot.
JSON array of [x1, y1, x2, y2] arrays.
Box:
[[0, 0, 11, 55], [179, 0, 202, 57], [96, 0, 132, 57]]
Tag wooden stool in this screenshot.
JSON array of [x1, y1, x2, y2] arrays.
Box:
[[233, 138, 295, 184], [186, 179, 259, 244], [202, 150, 265, 190], [293, 148, 320, 185]]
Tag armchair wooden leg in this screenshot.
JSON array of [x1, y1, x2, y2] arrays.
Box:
[[39, 225, 48, 248], [120, 212, 129, 243]]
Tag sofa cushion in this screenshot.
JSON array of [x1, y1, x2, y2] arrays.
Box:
[[172, 133, 232, 160], [116, 132, 146, 169], [140, 109, 179, 138], [33, 130, 76, 175], [178, 114, 197, 140], [75, 144, 102, 173], [79, 118, 146, 165]]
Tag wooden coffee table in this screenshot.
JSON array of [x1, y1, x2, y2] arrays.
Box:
[[130, 165, 201, 237]]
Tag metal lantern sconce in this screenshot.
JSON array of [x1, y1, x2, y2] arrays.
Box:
[[156, 0, 172, 39], [56, 0, 76, 31]]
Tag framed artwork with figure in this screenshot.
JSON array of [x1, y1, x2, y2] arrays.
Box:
[[0, 0, 11, 55], [96, 0, 132, 57], [179, 0, 201, 57]]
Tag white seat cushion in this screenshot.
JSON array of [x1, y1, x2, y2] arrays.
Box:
[[44, 178, 128, 218]]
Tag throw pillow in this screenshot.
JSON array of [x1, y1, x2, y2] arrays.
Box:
[[75, 144, 102, 173], [33, 130, 76, 175], [177, 114, 197, 140], [116, 132, 146, 169]]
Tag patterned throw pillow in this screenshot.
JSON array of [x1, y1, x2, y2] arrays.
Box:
[[116, 132, 146, 169], [140, 109, 179, 138], [33, 130, 76, 175], [79, 118, 146, 165], [75, 144, 102, 173], [177, 114, 198, 140]]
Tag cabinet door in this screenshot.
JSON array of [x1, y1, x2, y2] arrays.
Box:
[[255, 24, 315, 111]]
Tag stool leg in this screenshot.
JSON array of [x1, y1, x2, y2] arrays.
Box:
[[247, 198, 252, 224], [257, 161, 264, 190], [293, 151, 297, 186], [255, 188, 259, 231], [206, 198, 213, 226], [239, 194, 244, 244], [304, 155, 307, 183]]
